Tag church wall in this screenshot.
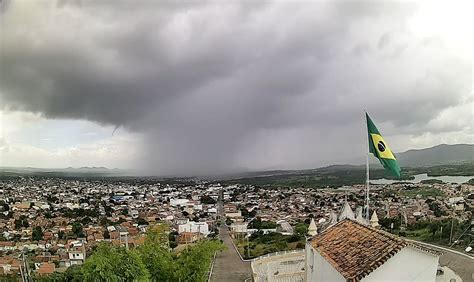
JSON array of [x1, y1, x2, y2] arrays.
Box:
[[305, 244, 345, 282], [362, 246, 439, 282]]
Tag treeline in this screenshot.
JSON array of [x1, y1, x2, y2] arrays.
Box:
[[223, 168, 413, 188], [35, 225, 224, 282], [222, 163, 474, 188], [380, 216, 472, 248]]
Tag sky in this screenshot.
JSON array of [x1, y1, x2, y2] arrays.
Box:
[[0, 0, 472, 175]]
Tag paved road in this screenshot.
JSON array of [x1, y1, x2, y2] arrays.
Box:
[[438, 248, 473, 282], [211, 226, 252, 282], [412, 241, 474, 282]]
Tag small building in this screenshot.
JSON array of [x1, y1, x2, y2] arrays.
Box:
[[306, 219, 440, 281], [68, 241, 86, 265], [230, 223, 248, 238], [177, 232, 199, 244], [276, 220, 294, 235], [36, 262, 55, 277], [178, 221, 209, 236]]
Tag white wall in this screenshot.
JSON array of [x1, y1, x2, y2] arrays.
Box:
[[178, 222, 210, 236], [362, 246, 438, 282], [68, 252, 84, 260], [305, 244, 345, 282]]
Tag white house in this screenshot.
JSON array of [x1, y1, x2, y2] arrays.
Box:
[[178, 221, 210, 236], [230, 223, 248, 234], [305, 219, 440, 282], [68, 241, 86, 265], [170, 198, 189, 207]]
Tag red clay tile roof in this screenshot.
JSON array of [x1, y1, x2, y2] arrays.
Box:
[[310, 219, 408, 281], [37, 262, 55, 275]]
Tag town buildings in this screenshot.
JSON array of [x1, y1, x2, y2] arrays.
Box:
[[0, 175, 472, 278]]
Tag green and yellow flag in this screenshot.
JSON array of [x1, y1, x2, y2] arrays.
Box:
[[366, 113, 401, 178]]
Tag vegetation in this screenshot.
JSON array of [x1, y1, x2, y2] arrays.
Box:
[[380, 217, 472, 251], [248, 217, 277, 229], [14, 215, 29, 229], [71, 222, 85, 238], [420, 179, 444, 184], [236, 231, 305, 259], [222, 163, 474, 188], [294, 222, 308, 237], [400, 187, 444, 198], [200, 195, 216, 204], [423, 163, 474, 177], [37, 224, 225, 282], [32, 226, 44, 241], [82, 244, 148, 281]]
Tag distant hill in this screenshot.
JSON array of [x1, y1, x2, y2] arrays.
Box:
[[242, 144, 474, 177], [1, 144, 472, 179], [0, 166, 131, 178], [346, 144, 473, 168], [396, 144, 473, 167]]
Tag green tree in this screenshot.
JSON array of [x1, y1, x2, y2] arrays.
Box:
[[137, 225, 175, 281], [294, 223, 308, 237], [81, 243, 148, 282], [1, 202, 9, 211], [200, 195, 216, 204], [61, 264, 84, 281], [137, 217, 148, 226], [58, 230, 65, 240], [175, 240, 225, 282], [379, 217, 401, 231], [14, 215, 29, 229], [32, 226, 44, 241], [72, 222, 84, 238], [99, 216, 110, 227], [35, 265, 83, 281], [429, 221, 441, 236]]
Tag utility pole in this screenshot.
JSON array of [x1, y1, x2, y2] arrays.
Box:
[[449, 217, 455, 245], [22, 251, 30, 282], [19, 254, 25, 282], [247, 235, 250, 258]]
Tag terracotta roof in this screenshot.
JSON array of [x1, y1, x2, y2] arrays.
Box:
[[311, 219, 409, 281], [37, 262, 55, 275]]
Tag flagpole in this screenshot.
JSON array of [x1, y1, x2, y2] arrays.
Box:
[[365, 111, 370, 222]]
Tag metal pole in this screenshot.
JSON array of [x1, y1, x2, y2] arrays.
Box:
[[247, 235, 250, 258], [449, 218, 454, 245], [365, 112, 370, 221], [19, 255, 25, 282]]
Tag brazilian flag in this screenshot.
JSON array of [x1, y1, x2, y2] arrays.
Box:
[[366, 113, 401, 178]]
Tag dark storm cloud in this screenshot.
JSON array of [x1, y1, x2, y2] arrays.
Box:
[[0, 1, 471, 174]]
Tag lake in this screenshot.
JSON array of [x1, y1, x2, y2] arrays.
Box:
[[370, 173, 473, 185]]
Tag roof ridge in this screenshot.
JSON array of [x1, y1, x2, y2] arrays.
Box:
[[312, 217, 346, 238], [344, 218, 406, 243], [311, 219, 410, 281]]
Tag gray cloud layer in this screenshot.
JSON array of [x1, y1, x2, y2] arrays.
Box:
[[1, 1, 472, 175]]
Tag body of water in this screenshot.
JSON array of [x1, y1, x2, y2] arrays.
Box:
[[371, 173, 473, 185]]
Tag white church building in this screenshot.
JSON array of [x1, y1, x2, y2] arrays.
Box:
[[252, 201, 442, 282], [305, 219, 441, 282]]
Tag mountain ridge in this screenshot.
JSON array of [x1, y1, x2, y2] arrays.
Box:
[[0, 144, 472, 178]]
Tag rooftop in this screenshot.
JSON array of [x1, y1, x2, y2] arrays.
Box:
[[311, 219, 416, 281]]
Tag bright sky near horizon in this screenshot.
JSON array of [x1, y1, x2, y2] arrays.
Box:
[[0, 0, 472, 174]]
